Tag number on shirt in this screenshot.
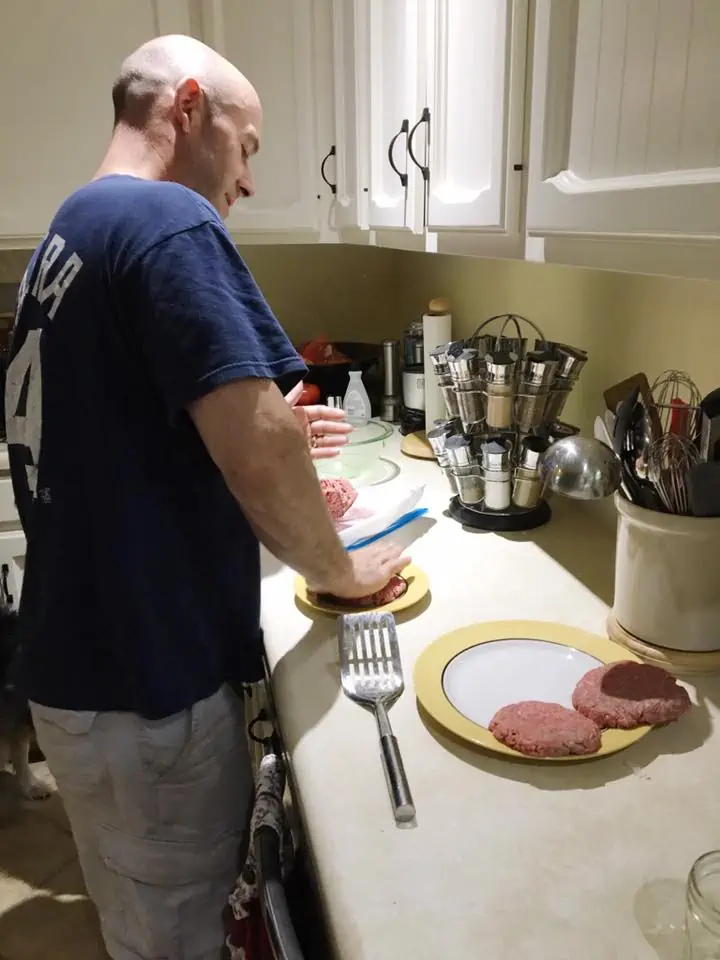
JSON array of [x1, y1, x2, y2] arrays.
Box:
[[5, 329, 43, 497]]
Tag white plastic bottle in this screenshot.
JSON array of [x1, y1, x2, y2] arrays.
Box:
[[343, 368, 372, 427]]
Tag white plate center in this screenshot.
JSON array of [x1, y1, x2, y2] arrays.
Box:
[[442, 638, 603, 728]]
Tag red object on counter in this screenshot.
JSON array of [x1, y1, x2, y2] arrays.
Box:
[[669, 397, 690, 437], [299, 337, 350, 365], [295, 382, 321, 406]]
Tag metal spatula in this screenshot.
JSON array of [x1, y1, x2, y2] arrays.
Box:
[[339, 612, 415, 824]]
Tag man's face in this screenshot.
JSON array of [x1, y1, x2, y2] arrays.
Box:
[[170, 79, 262, 219]]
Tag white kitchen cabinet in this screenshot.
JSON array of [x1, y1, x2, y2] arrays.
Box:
[[0, 0, 192, 249], [425, 0, 527, 237], [527, 0, 720, 245], [198, 0, 335, 241], [332, 0, 528, 253]]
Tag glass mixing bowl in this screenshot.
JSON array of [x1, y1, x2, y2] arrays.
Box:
[[316, 419, 393, 481]]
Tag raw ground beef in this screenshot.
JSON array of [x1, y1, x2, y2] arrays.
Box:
[[489, 701, 602, 758], [320, 477, 358, 521], [572, 661, 691, 729], [310, 575, 408, 610]]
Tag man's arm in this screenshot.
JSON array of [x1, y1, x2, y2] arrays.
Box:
[[190, 377, 353, 590]]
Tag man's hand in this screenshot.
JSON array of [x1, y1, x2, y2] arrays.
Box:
[[284, 381, 352, 459], [308, 541, 411, 599]]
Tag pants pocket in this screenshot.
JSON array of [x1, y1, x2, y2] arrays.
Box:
[[29, 703, 102, 795], [99, 824, 238, 960]]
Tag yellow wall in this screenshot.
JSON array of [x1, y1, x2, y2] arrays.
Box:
[[392, 251, 720, 435], [3, 244, 720, 439]]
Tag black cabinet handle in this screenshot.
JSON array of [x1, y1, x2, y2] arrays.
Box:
[[408, 107, 431, 227], [256, 826, 304, 960], [407, 107, 430, 183], [387, 119, 409, 187], [320, 144, 337, 195], [1, 564, 13, 607]]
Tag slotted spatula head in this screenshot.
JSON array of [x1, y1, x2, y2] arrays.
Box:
[[339, 612, 404, 707]]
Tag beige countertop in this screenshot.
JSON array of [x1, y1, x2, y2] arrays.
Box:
[[260, 432, 719, 960]]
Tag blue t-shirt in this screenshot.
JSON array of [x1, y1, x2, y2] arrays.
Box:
[[5, 176, 306, 719]]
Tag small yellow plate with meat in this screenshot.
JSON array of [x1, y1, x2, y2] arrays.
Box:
[[295, 563, 429, 617]]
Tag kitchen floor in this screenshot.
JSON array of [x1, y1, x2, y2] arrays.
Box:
[[0, 763, 109, 960]]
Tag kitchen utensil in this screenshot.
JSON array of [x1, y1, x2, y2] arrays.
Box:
[[295, 564, 430, 617], [688, 462, 720, 517], [646, 434, 700, 515], [613, 387, 644, 503], [413, 620, 651, 762], [650, 369, 702, 439], [603, 372, 662, 440], [540, 436, 621, 501], [380, 339, 401, 423], [594, 415, 612, 446], [339, 612, 415, 823], [698, 388, 720, 461], [402, 365, 425, 412]]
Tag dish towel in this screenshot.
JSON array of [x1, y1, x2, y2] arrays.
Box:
[[226, 753, 286, 960]]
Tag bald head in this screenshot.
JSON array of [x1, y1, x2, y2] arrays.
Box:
[[106, 35, 261, 217], [112, 34, 256, 126]]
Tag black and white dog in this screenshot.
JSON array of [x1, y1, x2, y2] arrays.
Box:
[[0, 607, 51, 799]]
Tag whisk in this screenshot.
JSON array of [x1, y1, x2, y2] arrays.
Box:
[[649, 369, 702, 440], [646, 434, 700, 515]]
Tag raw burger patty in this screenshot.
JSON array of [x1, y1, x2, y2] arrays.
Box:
[[311, 575, 408, 609], [572, 661, 691, 729], [489, 701, 602, 758], [320, 477, 358, 521]]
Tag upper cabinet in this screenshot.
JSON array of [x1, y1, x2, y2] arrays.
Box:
[[0, 0, 192, 248], [425, 0, 526, 235], [331, 0, 527, 249], [197, 0, 335, 242], [527, 0, 720, 242]]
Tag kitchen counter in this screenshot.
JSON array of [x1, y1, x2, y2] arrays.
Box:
[[260, 432, 719, 960]]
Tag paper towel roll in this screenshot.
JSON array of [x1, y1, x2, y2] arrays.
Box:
[[422, 299, 452, 432]]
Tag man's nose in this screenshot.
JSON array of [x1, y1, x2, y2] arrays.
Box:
[[237, 172, 254, 199]]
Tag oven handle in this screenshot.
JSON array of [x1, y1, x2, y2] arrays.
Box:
[[255, 825, 305, 960]]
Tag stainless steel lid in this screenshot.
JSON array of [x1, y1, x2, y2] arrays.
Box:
[[555, 345, 588, 381], [481, 438, 510, 471], [520, 435, 549, 471], [521, 351, 559, 387], [448, 348, 480, 382], [445, 434, 473, 466], [484, 350, 517, 384]]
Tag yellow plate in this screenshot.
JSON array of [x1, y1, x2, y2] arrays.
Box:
[[295, 563, 429, 617], [414, 620, 652, 762]]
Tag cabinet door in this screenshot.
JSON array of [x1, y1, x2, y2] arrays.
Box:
[[331, 0, 427, 234], [0, 0, 191, 248], [199, 0, 332, 238], [527, 0, 720, 240], [364, 0, 428, 232], [425, 0, 526, 233]]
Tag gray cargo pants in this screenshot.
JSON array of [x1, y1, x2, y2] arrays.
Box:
[[30, 684, 252, 960]]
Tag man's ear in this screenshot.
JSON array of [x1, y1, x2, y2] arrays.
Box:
[[173, 77, 202, 133]]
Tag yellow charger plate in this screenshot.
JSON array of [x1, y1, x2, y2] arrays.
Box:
[[295, 563, 429, 617], [414, 620, 652, 762]]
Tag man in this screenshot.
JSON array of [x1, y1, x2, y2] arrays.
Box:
[[5, 34, 408, 960]]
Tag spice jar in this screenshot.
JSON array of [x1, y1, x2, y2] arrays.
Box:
[[481, 439, 511, 511], [484, 351, 517, 431]]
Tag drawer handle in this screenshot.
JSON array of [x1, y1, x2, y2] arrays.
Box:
[[1, 563, 13, 608]]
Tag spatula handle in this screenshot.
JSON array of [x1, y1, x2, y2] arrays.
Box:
[[380, 734, 415, 823]]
